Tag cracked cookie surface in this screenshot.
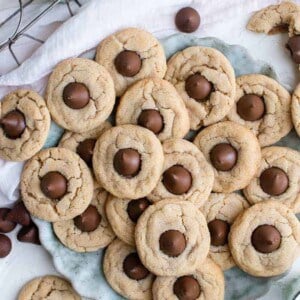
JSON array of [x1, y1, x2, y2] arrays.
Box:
[[96, 28, 166, 96], [116, 78, 190, 141], [0, 89, 50, 162], [21, 147, 93, 222], [165, 46, 236, 130], [292, 83, 300, 136], [46, 58, 115, 133], [229, 201, 300, 277], [18, 275, 81, 300]]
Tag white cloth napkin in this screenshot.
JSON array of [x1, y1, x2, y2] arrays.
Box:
[[0, 0, 289, 204]]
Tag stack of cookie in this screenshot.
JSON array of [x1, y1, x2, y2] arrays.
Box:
[[1, 2, 300, 300]]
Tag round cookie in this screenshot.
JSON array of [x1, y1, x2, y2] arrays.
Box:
[[21, 147, 93, 222], [53, 187, 115, 252], [201, 193, 250, 270], [135, 199, 210, 276], [152, 258, 224, 300], [148, 138, 214, 206], [292, 83, 300, 136], [165, 46, 236, 130], [106, 196, 151, 246], [244, 146, 300, 213], [0, 89, 50, 161], [116, 78, 190, 141], [18, 275, 81, 300], [46, 58, 115, 133], [103, 239, 154, 300], [92, 124, 164, 199], [226, 74, 292, 147], [229, 200, 300, 277], [194, 121, 261, 193], [96, 27, 166, 96]]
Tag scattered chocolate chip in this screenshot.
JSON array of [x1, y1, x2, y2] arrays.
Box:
[[0, 234, 11, 258], [40, 171, 68, 199], [286, 35, 300, 64], [0, 208, 16, 233], [76, 138, 97, 167], [114, 50, 142, 77], [159, 230, 186, 257], [237, 94, 265, 121], [74, 205, 101, 232], [63, 82, 90, 109], [208, 219, 230, 247], [0, 110, 26, 139], [173, 275, 201, 300], [137, 109, 164, 134], [210, 143, 237, 171], [17, 224, 40, 245], [251, 224, 281, 253], [175, 7, 201, 33], [6, 202, 31, 227], [123, 252, 149, 280], [127, 198, 151, 223], [185, 74, 212, 101]]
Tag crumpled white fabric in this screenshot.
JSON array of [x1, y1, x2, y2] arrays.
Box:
[[0, 0, 290, 204]]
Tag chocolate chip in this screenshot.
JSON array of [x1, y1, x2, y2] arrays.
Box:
[[113, 148, 141, 178], [162, 165, 192, 195], [127, 198, 151, 223], [208, 219, 230, 247], [0, 110, 26, 139], [74, 205, 101, 232], [159, 230, 186, 257], [40, 172, 68, 199], [185, 74, 212, 101], [114, 50, 142, 77], [17, 224, 40, 245], [76, 138, 96, 167], [210, 143, 237, 171], [6, 202, 31, 226], [237, 94, 265, 121], [260, 167, 289, 196], [0, 234, 11, 258], [123, 252, 149, 280], [286, 35, 300, 64], [251, 225, 281, 253], [0, 208, 16, 233], [173, 276, 201, 300], [137, 109, 164, 134], [63, 82, 90, 109], [175, 7, 201, 33]]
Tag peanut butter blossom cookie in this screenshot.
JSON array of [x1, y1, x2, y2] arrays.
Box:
[[18, 275, 81, 300], [152, 258, 224, 300], [46, 58, 115, 133], [103, 239, 154, 300], [21, 148, 93, 222], [244, 146, 300, 213], [229, 201, 300, 277], [227, 74, 292, 147], [201, 193, 250, 270], [165, 46, 236, 130], [92, 125, 164, 199], [116, 78, 190, 141], [135, 199, 210, 276], [148, 139, 214, 206], [96, 27, 166, 96], [292, 83, 300, 136], [0, 89, 50, 161], [194, 121, 261, 193]]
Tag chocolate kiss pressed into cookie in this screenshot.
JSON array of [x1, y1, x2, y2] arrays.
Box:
[[127, 198, 150, 223], [137, 109, 164, 134], [286, 35, 300, 64], [185, 74, 213, 102], [208, 219, 230, 247], [173, 275, 201, 300], [76, 138, 97, 167], [0, 110, 26, 139], [63, 82, 90, 109], [114, 50, 142, 77], [40, 171, 68, 199], [210, 143, 237, 171], [159, 229, 186, 257], [237, 94, 265, 121], [74, 205, 101, 232], [123, 252, 149, 280]]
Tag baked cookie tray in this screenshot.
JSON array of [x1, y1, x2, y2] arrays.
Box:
[[34, 33, 300, 300]]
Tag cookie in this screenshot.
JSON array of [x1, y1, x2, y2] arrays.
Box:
[[21, 147, 93, 222], [106, 196, 151, 246], [116, 78, 190, 141], [96, 27, 166, 96], [135, 199, 210, 276], [152, 258, 224, 300], [147, 138, 214, 206], [292, 83, 300, 136], [229, 200, 300, 277], [53, 187, 115, 252], [194, 121, 261, 193], [226, 74, 292, 147], [58, 121, 111, 168], [0, 89, 50, 161], [103, 239, 154, 300], [165, 46, 236, 130], [92, 124, 164, 199], [201, 193, 250, 270], [243, 146, 300, 213], [18, 275, 81, 300], [46, 58, 115, 133]]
